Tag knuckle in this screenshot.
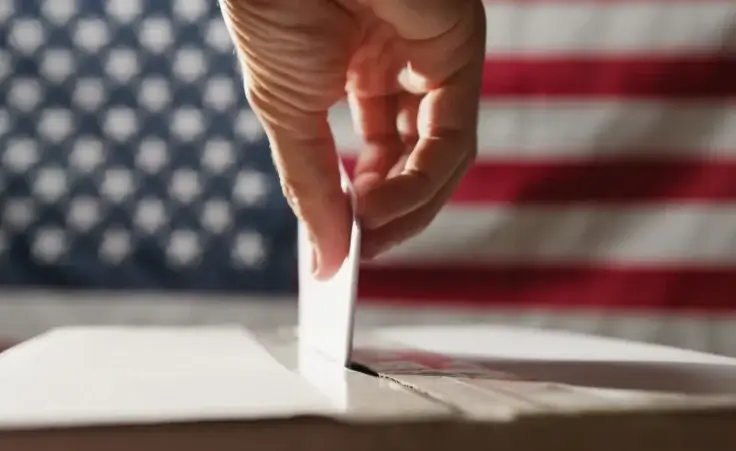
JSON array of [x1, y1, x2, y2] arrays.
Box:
[[280, 175, 344, 219], [231, 5, 357, 117], [403, 166, 437, 198]]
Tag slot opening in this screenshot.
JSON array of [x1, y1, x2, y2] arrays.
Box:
[[348, 361, 380, 377]]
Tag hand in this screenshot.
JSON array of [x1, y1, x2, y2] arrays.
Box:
[[220, 0, 485, 279]]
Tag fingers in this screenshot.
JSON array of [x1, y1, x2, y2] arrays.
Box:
[[397, 92, 421, 148], [251, 96, 351, 280], [348, 93, 404, 194], [220, 0, 357, 279], [361, 154, 472, 259], [345, 19, 405, 193], [358, 128, 469, 229], [278, 119, 353, 281], [348, 92, 420, 196], [359, 38, 484, 228], [368, 0, 478, 90], [247, 88, 351, 280], [356, 0, 486, 254]]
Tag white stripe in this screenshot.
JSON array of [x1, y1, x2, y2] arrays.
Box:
[[369, 205, 736, 264], [484, 1, 736, 55], [330, 101, 736, 160]]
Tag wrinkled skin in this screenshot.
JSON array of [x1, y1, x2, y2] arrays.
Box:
[[220, 0, 485, 279]]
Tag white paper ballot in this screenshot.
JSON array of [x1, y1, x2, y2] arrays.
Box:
[[298, 161, 361, 366]]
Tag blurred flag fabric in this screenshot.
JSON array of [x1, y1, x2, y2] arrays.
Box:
[[0, 0, 297, 293], [0, 0, 735, 354]]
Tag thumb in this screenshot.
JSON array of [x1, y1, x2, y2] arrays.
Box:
[[259, 110, 351, 281], [220, 0, 352, 280]]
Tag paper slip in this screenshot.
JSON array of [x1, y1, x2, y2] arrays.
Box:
[[297, 161, 362, 366]]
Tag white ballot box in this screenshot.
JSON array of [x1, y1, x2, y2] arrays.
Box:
[[0, 325, 734, 451]]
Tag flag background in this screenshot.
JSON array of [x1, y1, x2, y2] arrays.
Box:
[[0, 0, 734, 355]]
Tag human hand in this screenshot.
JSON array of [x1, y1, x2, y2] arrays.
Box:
[[220, 0, 485, 279]]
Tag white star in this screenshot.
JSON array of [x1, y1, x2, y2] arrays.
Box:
[[7, 78, 43, 112], [73, 18, 110, 53], [73, 78, 105, 112], [173, 0, 208, 22], [138, 17, 173, 54], [32, 227, 68, 264], [205, 19, 233, 53], [3, 139, 39, 173], [105, 47, 139, 84], [171, 108, 205, 141], [136, 139, 169, 174], [173, 47, 206, 83], [232, 232, 266, 267], [67, 196, 102, 232], [204, 76, 237, 111], [236, 110, 265, 142], [233, 170, 269, 206], [100, 168, 136, 203], [138, 77, 171, 112], [134, 198, 167, 234], [201, 139, 234, 174], [41, 0, 78, 25], [40, 49, 75, 84], [166, 229, 202, 268], [169, 169, 202, 204], [69, 137, 106, 173], [38, 109, 74, 144], [10, 19, 45, 55], [99, 229, 132, 264], [106, 0, 142, 24], [104, 108, 139, 142], [201, 199, 232, 234], [32, 166, 69, 203]]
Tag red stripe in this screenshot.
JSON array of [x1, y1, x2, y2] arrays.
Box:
[[358, 264, 736, 312], [344, 158, 736, 204], [482, 56, 736, 98], [483, 0, 713, 3]]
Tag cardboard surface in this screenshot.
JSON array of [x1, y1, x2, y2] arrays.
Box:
[[355, 326, 736, 419], [368, 325, 736, 393], [1, 325, 736, 450], [0, 327, 337, 428]]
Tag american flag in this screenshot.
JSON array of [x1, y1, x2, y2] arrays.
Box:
[[0, 0, 734, 354]]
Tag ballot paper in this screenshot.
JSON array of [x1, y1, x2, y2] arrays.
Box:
[[297, 161, 361, 366]]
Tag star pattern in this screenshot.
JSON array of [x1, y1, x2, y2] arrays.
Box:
[[0, 0, 296, 292]]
